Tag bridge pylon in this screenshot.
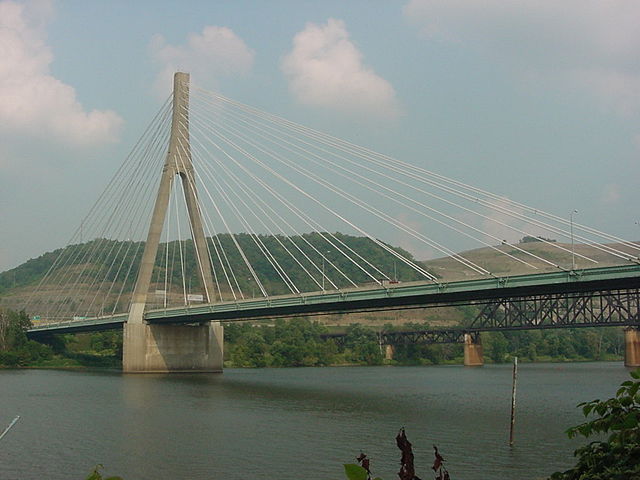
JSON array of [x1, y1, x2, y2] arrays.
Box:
[[123, 72, 223, 373]]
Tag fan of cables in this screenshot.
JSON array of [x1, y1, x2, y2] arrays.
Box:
[[23, 85, 640, 323]]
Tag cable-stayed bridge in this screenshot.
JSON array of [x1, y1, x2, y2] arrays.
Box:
[[18, 72, 640, 371]]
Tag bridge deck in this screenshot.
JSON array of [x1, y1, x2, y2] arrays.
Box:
[[27, 264, 640, 337]]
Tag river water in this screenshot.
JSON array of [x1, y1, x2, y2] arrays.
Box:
[[0, 362, 632, 480]]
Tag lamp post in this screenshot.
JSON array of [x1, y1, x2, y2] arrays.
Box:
[[247, 277, 255, 298], [570, 209, 578, 271], [321, 250, 330, 293]]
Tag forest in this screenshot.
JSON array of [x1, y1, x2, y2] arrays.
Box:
[[0, 232, 427, 297]]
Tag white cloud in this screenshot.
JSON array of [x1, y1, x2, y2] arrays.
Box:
[[0, 0, 122, 146], [150, 26, 254, 95], [281, 19, 401, 119], [404, 0, 640, 115]]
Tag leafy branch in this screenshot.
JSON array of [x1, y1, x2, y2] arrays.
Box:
[[550, 368, 640, 480]]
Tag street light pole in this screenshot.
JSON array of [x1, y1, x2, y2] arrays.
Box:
[[321, 250, 330, 293], [570, 210, 576, 270]]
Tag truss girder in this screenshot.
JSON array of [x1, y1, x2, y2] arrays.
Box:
[[470, 288, 640, 331], [317, 289, 639, 348], [378, 330, 477, 345]]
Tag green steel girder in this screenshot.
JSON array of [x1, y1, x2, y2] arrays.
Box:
[[142, 264, 640, 324], [27, 264, 640, 337]]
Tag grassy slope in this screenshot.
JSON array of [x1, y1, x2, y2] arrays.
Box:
[[423, 241, 638, 281]]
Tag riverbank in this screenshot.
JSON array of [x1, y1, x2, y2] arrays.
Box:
[[1, 312, 626, 370], [2, 351, 624, 371]]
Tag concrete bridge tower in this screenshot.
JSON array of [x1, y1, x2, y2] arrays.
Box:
[[123, 72, 223, 373]]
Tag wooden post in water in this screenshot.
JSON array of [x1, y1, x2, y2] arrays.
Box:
[[509, 356, 518, 447]]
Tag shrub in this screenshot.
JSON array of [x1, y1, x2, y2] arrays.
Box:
[[549, 369, 640, 480]]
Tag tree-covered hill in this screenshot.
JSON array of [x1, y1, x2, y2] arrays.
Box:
[[0, 232, 430, 302]]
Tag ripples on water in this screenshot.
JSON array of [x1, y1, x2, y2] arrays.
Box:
[[0, 363, 631, 480]]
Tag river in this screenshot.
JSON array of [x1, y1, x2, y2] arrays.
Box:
[[0, 362, 632, 480]]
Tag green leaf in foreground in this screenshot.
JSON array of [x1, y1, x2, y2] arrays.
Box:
[[550, 368, 640, 480], [344, 463, 369, 480], [85, 465, 123, 480]]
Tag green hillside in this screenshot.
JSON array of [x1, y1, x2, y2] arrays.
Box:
[[0, 232, 427, 312], [1, 234, 635, 328]]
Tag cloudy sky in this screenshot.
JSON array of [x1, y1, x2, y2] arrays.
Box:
[[1, 0, 639, 272]]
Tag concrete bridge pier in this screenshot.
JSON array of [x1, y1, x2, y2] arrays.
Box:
[[123, 322, 223, 373], [624, 327, 640, 368], [384, 344, 394, 361], [463, 333, 484, 366]]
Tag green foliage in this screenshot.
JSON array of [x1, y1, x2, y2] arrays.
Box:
[[344, 463, 370, 480], [392, 341, 462, 366], [85, 465, 123, 480], [0, 308, 123, 368], [482, 328, 623, 364], [226, 320, 390, 368], [89, 331, 123, 357], [225, 322, 623, 369], [0, 233, 432, 299], [343, 463, 383, 480], [0, 308, 54, 367], [226, 318, 339, 368], [485, 331, 509, 363], [550, 369, 640, 480], [520, 235, 556, 244], [342, 324, 383, 365]]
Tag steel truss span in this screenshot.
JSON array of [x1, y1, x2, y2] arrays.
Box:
[[470, 288, 640, 331], [320, 289, 639, 347]]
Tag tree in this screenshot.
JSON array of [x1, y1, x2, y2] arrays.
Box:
[[550, 369, 640, 480], [0, 308, 53, 366], [485, 332, 509, 363], [342, 324, 383, 365]]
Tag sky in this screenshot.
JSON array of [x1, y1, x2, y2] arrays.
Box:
[[1, 0, 639, 272]]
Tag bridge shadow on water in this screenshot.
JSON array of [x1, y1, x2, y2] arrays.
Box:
[[120, 367, 407, 417]]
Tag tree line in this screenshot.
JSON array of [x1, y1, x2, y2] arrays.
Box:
[[0, 307, 625, 369], [225, 320, 624, 368], [0, 308, 121, 368]]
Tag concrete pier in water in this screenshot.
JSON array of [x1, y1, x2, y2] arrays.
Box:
[[625, 328, 640, 368], [123, 323, 223, 373], [384, 344, 394, 361], [464, 333, 484, 366]]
